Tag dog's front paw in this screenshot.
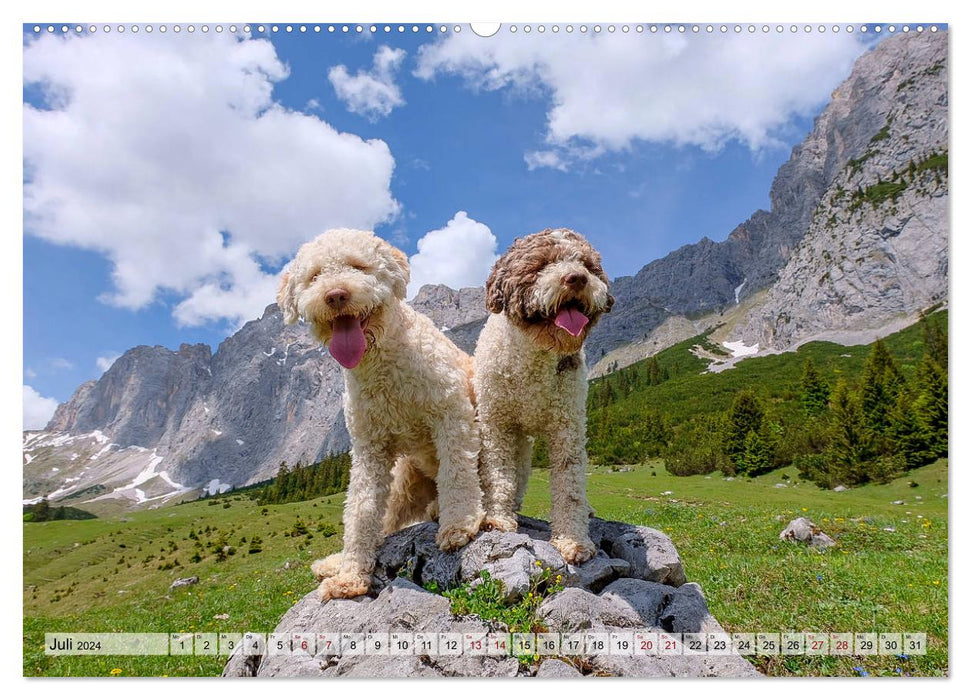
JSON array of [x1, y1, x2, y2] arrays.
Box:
[[310, 553, 342, 581], [436, 521, 478, 552], [551, 536, 596, 564], [482, 514, 518, 533], [317, 572, 370, 602]]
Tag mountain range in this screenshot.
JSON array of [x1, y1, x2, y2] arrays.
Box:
[[23, 30, 948, 510]]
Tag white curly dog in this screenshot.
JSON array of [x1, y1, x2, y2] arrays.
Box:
[[277, 229, 484, 601], [473, 228, 613, 564]]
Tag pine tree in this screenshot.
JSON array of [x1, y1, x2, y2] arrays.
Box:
[[921, 312, 948, 371], [827, 380, 876, 484], [646, 356, 662, 386], [913, 355, 948, 458], [887, 388, 932, 469], [861, 339, 903, 439], [739, 429, 772, 475], [723, 390, 765, 473], [799, 357, 830, 415], [34, 497, 51, 522]]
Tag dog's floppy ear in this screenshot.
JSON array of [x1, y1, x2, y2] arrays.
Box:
[[485, 253, 508, 313], [383, 242, 410, 300], [277, 269, 299, 324], [583, 243, 614, 314]]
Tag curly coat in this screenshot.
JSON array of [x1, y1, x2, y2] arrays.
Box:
[[278, 229, 484, 601], [473, 228, 613, 564]]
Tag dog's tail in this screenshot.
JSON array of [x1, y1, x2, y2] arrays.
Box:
[[310, 552, 343, 581]]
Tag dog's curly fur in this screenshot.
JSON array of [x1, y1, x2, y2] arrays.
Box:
[[473, 228, 613, 564], [278, 229, 484, 601]]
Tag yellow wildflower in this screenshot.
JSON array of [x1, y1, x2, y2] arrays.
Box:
[[109, 668, 122, 676]]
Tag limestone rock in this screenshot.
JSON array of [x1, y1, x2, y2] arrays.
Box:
[[780, 517, 837, 549], [535, 659, 583, 678], [224, 516, 758, 678], [737, 31, 948, 351]]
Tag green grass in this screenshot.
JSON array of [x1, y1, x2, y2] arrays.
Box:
[[522, 459, 948, 677], [25, 458, 947, 677], [23, 494, 345, 677]]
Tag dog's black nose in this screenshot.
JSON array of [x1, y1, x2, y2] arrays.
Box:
[[325, 288, 349, 306], [562, 272, 587, 289]]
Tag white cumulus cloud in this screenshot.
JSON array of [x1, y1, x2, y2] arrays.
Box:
[[329, 45, 407, 121], [23, 385, 59, 430], [416, 31, 867, 168], [24, 31, 400, 329], [96, 353, 121, 373], [407, 212, 498, 298]]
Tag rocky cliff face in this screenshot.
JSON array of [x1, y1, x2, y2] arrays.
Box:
[[409, 284, 488, 355], [586, 30, 947, 362], [735, 31, 948, 349], [25, 287, 489, 508]]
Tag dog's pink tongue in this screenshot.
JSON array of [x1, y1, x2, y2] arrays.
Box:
[[554, 308, 589, 337], [329, 316, 367, 369]]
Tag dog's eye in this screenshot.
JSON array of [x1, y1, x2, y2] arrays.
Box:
[[348, 261, 371, 273]]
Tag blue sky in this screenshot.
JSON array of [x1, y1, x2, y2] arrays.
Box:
[[23, 23, 892, 423]]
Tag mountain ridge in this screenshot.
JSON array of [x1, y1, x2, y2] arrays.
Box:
[[24, 31, 948, 509]]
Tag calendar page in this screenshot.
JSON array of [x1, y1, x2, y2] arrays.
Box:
[[22, 9, 948, 683]]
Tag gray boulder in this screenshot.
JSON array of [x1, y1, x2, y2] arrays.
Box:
[[780, 517, 837, 549], [169, 576, 199, 590]]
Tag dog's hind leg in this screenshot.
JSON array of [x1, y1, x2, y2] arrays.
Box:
[[383, 454, 438, 535]]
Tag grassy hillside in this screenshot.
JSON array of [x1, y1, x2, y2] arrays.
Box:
[[25, 458, 947, 677], [24, 492, 346, 677], [592, 310, 944, 425], [587, 310, 947, 472]]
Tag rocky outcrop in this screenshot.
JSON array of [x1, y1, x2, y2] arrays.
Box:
[[223, 516, 757, 678], [736, 31, 947, 350], [27, 285, 489, 506], [410, 284, 487, 331], [587, 30, 948, 362], [410, 284, 489, 355]]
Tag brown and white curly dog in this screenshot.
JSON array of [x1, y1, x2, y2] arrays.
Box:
[[277, 229, 484, 601], [473, 228, 613, 564]]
